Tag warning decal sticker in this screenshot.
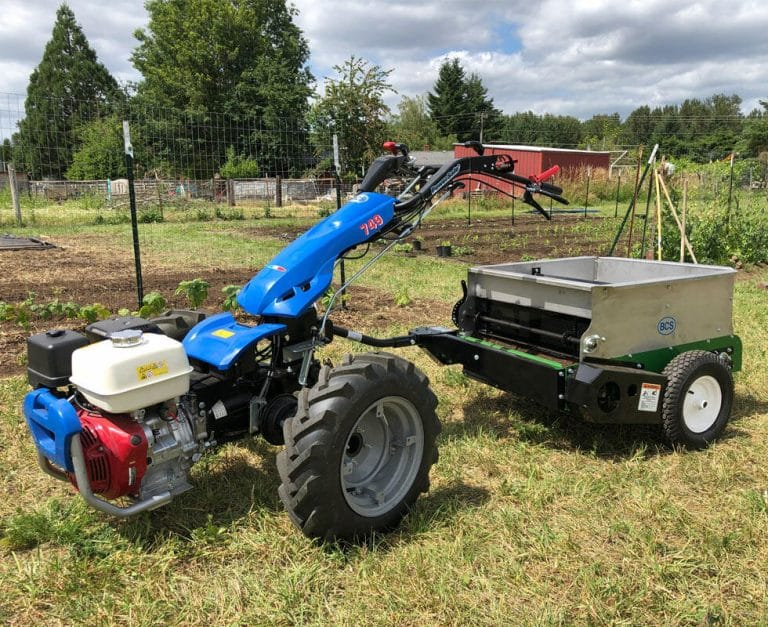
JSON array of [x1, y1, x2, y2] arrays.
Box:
[[136, 360, 169, 381], [638, 382, 662, 412]]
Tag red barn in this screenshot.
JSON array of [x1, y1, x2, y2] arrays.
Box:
[[453, 143, 610, 196]]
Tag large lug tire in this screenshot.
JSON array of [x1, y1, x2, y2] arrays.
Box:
[[276, 352, 440, 542], [661, 350, 734, 449]]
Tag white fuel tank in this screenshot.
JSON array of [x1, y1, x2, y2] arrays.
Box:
[[70, 330, 193, 413]]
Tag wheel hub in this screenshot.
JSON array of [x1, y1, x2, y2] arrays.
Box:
[[341, 396, 424, 517], [683, 375, 723, 433]]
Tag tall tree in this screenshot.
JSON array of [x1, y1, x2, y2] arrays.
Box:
[[66, 115, 130, 180], [581, 113, 622, 149], [15, 4, 120, 178], [131, 0, 313, 176], [309, 56, 395, 177], [428, 59, 499, 142], [620, 105, 654, 147], [389, 95, 455, 151], [463, 73, 502, 141], [742, 100, 768, 156], [428, 59, 468, 139]]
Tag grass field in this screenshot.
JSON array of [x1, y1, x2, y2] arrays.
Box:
[[1, 201, 768, 624]]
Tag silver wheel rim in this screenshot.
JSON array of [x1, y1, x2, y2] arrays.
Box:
[[340, 396, 424, 517], [683, 375, 722, 433]]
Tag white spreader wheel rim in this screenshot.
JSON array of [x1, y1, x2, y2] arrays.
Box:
[[683, 375, 723, 433]]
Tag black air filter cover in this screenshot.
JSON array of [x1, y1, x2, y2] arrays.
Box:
[[27, 329, 89, 388]]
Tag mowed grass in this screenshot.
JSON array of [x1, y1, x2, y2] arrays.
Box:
[[1, 221, 768, 624]]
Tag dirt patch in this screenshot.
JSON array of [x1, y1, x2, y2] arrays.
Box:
[[253, 214, 612, 266], [326, 285, 452, 331], [0, 213, 620, 378], [0, 282, 449, 379]]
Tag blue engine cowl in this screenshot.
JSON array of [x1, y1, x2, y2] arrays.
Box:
[[237, 192, 396, 318]]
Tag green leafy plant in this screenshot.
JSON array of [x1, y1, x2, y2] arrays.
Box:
[[394, 286, 412, 307], [0, 301, 15, 322], [318, 201, 334, 218], [392, 243, 413, 253], [176, 279, 210, 309], [215, 206, 245, 221], [78, 303, 110, 323], [138, 207, 164, 223], [221, 285, 242, 311], [320, 286, 349, 311], [137, 292, 167, 318], [320, 286, 336, 310]]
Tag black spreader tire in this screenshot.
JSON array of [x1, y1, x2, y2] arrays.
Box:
[[276, 352, 440, 542], [661, 350, 733, 449]]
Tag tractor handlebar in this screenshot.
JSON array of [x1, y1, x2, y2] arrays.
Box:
[[401, 153, 567, 220]]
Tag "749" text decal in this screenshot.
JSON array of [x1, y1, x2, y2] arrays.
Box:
[[360, 214, 384, 236]]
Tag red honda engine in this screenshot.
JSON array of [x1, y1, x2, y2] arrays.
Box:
[[68, 408, 148, 499]]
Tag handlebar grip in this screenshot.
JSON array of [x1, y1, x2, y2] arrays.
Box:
[[530, 165, 560, 184], [540, 181, 563, 195]]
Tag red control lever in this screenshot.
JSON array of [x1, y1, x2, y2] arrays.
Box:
[[382, 141, 399, 155], [530, 165, 560, 184]]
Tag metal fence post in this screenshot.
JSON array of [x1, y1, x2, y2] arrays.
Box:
[[8, 163, 21, 226], [123, 121, 144, 307]]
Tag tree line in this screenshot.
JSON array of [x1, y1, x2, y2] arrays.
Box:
[[8, 2, 768, 182]]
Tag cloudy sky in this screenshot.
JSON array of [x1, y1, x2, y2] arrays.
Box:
[[1, 0, 768, 127]]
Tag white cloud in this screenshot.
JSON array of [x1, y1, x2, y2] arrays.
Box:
[[1, 0, 768, 122]]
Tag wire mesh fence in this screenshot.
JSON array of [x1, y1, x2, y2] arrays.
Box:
[[2, 91, 768, 320]]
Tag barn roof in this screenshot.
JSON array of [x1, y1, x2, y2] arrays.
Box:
[[410, 150, 455, 166], [465, 143, 611, 155]]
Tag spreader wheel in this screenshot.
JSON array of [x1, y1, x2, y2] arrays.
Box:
[[661, 350, 733, 449], [276, 352, 440, 542]]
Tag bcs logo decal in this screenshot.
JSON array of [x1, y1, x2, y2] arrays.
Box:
[[350, 193, 369, 204], [267, 264, 287, 272], [657, 316, 676, 335]]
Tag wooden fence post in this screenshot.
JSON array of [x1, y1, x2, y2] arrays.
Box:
[[227, 179, 235, 206]]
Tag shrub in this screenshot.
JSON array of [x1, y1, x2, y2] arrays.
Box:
[[220, 145, 260, 179]]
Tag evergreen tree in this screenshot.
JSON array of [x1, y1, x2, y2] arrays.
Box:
[[15, 4, 120, 178], [131, 0, 313, 177], [463, 74, 502, 141], [428, 59, 468, 138], [427, 59, 500, 143]]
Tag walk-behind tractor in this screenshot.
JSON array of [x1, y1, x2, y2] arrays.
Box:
[[22, 142, 741, 541]]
